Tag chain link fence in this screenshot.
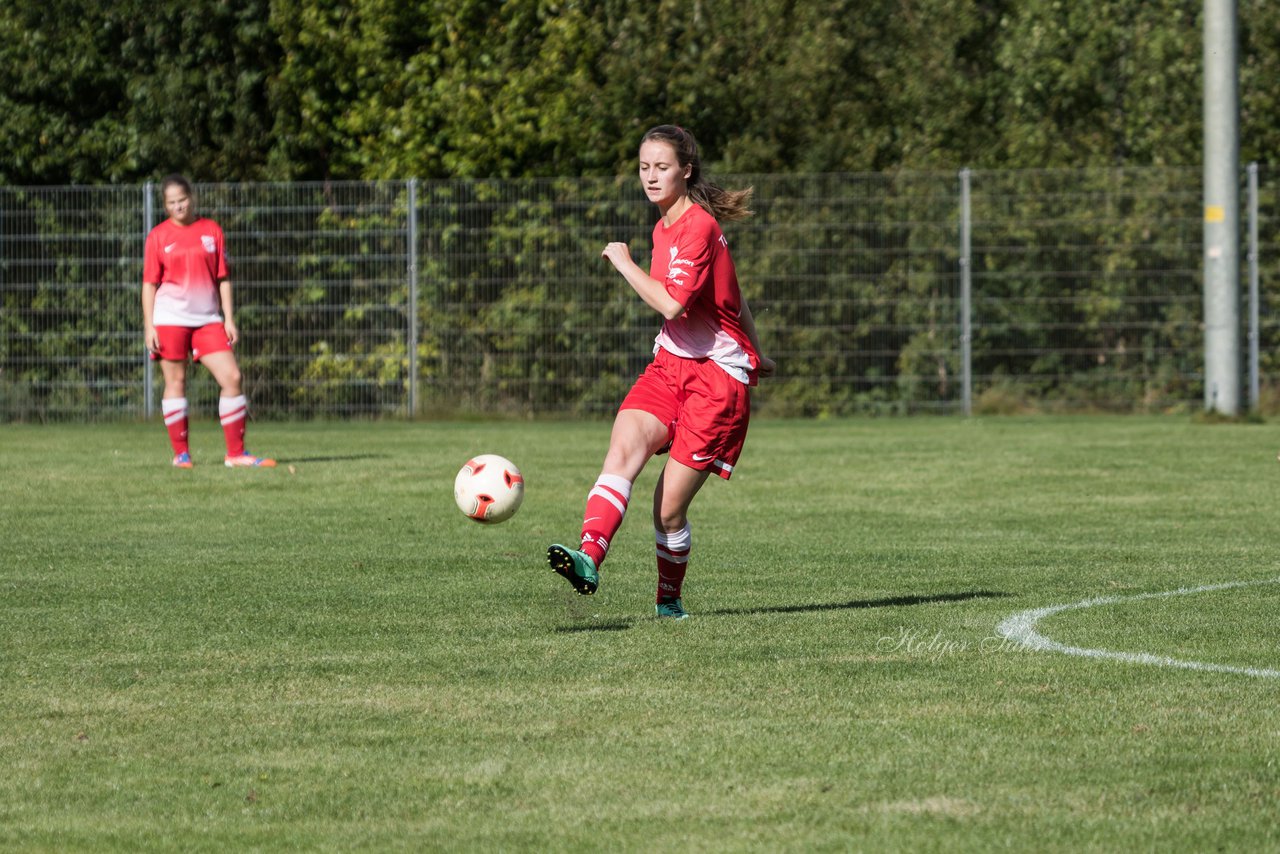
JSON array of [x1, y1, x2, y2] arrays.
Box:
[[2, 168, 1275, 421]]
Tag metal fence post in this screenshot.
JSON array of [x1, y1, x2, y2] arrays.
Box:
[[959, 168, 972, 416], [1248, 162, 1260, 410], [1203, 0, 1241, 414], [407, 178, 419, 418], [143, 181, 155, 419]]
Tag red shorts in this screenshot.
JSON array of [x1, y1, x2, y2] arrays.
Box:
[[620, 347, 751, 480], [150, 323, 232, 362]]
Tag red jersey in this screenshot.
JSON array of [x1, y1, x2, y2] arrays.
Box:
[[142, 217, 229, 327], [650, 203, 759, 384]]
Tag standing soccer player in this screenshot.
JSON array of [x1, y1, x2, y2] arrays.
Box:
[[142, 174, 275, 469], [548, 125, 775, 619]]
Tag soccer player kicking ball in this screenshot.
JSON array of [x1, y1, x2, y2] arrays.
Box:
[[142, 175, 275, 469], [548, 125, 775, 619]]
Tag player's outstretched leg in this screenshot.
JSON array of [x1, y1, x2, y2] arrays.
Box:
[[547, 544, 598, 595]]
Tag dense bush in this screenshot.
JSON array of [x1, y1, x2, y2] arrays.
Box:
[[2, 1, 1278, 184]]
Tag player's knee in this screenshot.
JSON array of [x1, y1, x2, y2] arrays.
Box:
[[603, 437, 653, 474], [220, 366, 243, 393], [656, 507, 688, 532]]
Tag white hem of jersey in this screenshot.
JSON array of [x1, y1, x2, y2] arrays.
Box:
[[653, 341, 750, 384]]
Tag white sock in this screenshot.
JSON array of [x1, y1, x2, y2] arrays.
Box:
[[162, 397, 188, 423], [218, 394, 247, 424]]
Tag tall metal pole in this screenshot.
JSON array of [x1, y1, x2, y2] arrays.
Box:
[[143, 182, 155, 419], [959, 168, 972, 417], [407, 179, 419, 418], [1247, 162, 1259, 410], [1203, 0, 1240, 414]]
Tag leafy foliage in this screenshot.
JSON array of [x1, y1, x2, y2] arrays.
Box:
[[5, 1, 1280, 183], [0, 0, 280, 184], [4, 3, 1278, 421]]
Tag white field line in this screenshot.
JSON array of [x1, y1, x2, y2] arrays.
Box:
[[995, 578, 1280, 679]]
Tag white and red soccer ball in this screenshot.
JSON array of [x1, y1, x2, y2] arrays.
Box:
[[454, 454, 524, 524]]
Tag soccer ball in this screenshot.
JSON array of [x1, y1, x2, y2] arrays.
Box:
[[454, 454, 525, 524]]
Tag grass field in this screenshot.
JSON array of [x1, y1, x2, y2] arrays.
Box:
[[3, 416, 1280, 851]]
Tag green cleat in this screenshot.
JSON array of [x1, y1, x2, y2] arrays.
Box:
[[655, 597, 689, 620], [548, 544, 598, 595]]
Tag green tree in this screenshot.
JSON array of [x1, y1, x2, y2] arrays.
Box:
[[989, 0, 1202, 167], [0, 0, 280, 184]]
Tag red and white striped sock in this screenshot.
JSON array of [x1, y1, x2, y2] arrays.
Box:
[[162, 397, 189, 455], [656, 523, 691, 602], [219, 395, 248, 457], [579, 473, 632, 568]]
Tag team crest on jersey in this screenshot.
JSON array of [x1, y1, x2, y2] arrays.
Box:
[[667, 245, 692, 285], [201, 235, 217, 253]]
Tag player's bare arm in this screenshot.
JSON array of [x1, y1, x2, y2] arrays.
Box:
[[219, 278, 239, 344], [142, 280, 161, 352], [602, 242, 684, 319]]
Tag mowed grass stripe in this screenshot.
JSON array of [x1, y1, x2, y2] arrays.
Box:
[[2, 417, 1280, 851]]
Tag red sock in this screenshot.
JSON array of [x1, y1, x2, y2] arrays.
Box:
[[162, 397, 189, 455], [656, 524, 691, 602], [579, 473, 632, 568], [219, 395, 247, 457]]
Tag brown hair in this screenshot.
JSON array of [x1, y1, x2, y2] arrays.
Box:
[[160, 173, 193, 197], [640, 125, 753, 222]]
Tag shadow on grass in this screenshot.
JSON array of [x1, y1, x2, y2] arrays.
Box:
[[554, 620, 637, 634], [274, 454, 389, 464], [706, 589, 1012, 617], [554, 590, 1011, 634]]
